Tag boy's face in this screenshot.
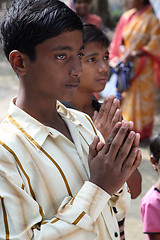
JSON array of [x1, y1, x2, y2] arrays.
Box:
[[25, 30, 83, 102], [74, 0, 89, 17], [79, 41, 109, 93]]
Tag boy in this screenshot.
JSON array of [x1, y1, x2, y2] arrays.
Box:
[[0, 0, 141, 239], [63, 23, 142, 239]]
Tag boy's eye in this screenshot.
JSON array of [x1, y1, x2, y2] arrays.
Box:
[[87, 57, 95, 62], [77, 53, 84, 59], [56, 54, 67, 60], [104, 55, 109, 60]]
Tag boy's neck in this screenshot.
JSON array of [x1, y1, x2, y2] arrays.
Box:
[[155, 178, 160, 191], [70, 90, 95, 118], [16, 87, 59, 127], [15, 94, 74, 142]]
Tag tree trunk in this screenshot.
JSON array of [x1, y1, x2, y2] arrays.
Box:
[[90, 0, 114, 29]]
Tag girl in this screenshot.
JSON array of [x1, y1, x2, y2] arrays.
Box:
[[140, 133, 160, 240]]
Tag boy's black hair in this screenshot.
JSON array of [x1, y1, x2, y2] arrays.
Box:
[[74, 0, 91, 3], [82, 23, 110, 47], [144, 0, 150, 6], [150, 133, 160, 164], [0, 0, 83, 61]]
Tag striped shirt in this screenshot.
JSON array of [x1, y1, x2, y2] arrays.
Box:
[[0, 98, 130, 239]]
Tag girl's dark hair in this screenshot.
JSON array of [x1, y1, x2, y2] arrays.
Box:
[[150, 133, 160, 164], [0, 0, 83, 61], [83, 23, 110, 47]]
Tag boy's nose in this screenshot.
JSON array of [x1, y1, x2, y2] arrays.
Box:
[[98, 61, 109, 73], [70, 59, 82, 78]]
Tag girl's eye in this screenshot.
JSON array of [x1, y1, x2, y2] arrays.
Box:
[[77, 53, 84, 59], [87, 57, 95, 62], [56, 54, 67, 60]]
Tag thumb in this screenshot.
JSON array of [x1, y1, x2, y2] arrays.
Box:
[[88, 136, 100, 161], [92, 111, 98, 122], [97, 141, 105, 152]]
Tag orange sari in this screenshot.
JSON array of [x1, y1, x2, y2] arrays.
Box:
[[110, 5, 160, 139]]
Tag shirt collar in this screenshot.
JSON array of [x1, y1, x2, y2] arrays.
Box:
[[7, 98, 81, 148]]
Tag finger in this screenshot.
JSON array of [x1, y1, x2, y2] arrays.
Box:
[[102, 96, 117, 121], [133, 133, 141, 147], [128, 121, 134, 131], [115, 130, 136, 167], [98, 96, 115, 121], [96, 141, 105, 152], [88, 136, 100, 161], [122, 149, 142, 177], [100, 121, 122, 154], [111, 109, 122, 129], [106, 121, 131, 160], [107, 98, 120, 125], [118, 109, 123, 122], [133, 149, 142, 169]]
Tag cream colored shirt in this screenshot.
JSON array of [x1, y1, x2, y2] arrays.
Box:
[[0, 98, 130, 239]]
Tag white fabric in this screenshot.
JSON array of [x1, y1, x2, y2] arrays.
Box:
[[0, 98, 131, 239]]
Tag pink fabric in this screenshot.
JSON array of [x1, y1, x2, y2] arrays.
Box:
[[140, 185, 160, 240], [83, 14, 102, 27], [109, 11, 135, 61]]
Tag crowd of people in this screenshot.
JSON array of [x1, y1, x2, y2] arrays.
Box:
[[0, 0, 159, 239]]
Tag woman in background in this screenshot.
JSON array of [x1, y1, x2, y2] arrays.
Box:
[[109, 0, 160, 141]]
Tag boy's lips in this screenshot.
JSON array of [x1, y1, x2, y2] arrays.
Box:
[[66, 81, 80, 88], [97, 78, 108, 83]]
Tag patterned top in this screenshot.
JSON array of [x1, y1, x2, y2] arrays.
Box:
[[0, 98, 130, 239]]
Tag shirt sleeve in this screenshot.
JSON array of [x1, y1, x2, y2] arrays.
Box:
[[110, 183, 131, 222], [140, 196, 160, 233], [0, 152, 111, 240]]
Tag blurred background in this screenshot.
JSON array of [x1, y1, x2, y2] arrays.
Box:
[[0, 1, 160, 239]]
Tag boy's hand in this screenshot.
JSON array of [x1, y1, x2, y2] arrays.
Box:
[[88, 121, 142, 196], [92, 96, 122, 141]]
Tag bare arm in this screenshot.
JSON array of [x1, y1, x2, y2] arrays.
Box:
[[127, 168, 142, 199]]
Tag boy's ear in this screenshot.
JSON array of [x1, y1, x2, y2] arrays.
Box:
[[150, 156, 156, 165], [9, 50, 28, 76], [150, 156, 158, 171]]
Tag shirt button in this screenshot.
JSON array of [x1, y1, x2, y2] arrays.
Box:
[[112, 207, 118, 213], [114, 232, 118, 238]]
